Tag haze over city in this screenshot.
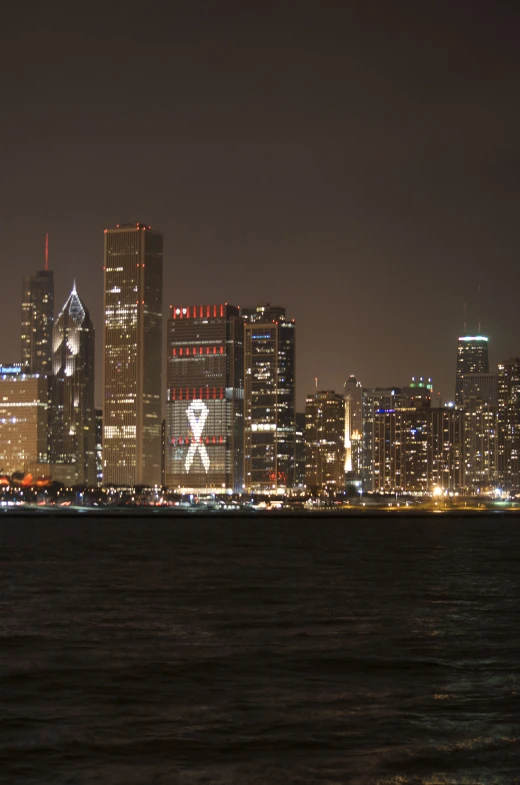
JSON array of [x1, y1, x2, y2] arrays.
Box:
[[2, 2, 520, 410]]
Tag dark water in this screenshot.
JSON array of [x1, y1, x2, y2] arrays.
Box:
[[1, 516, 519, 784]]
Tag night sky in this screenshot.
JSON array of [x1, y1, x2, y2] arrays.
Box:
[[2, 1, 519, 409]]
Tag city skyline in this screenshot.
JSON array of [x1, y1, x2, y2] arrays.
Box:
[[2, 4, 520, 411], [3, 227, 513, 412]]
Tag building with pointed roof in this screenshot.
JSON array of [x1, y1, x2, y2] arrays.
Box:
[[49, 282, 96, 485]]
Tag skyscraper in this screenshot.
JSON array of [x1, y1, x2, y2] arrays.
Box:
[[103, 224, 163, 487], [49, 282, 96, 486], [361, 387, 402, 490], [344, 375, 363, 477], [455, 336, 489, 406], [430, 405, 464, 491], [166, 304, 244, 493], [462, 373, 497, 492], [242, 304, 296, 493], [21, 235, 54, 374], [305, 391, 345, 493], [497, 359, 520, 491]]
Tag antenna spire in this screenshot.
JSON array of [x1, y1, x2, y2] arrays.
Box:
[[45, 233, 49, 271], [477, 284, 481, 333], [463, 301, 467, 334]]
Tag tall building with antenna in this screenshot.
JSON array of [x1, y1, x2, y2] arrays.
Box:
[[21, 233, 54, 374]]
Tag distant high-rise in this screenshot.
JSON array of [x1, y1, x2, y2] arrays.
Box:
[[430, 406, 464, 491], [242, 304, 296, 493], [166, 304, 244, 493], [361, 387, 402, 491], [344, 375, 363, 476], [455, 336, 489, 406], [294, 412, 306, 488], [49, 282, 96, 485], [103, 224, 163, 487], [95, 408, 103, 486], [497, 359, 520, 491], [305, 391, 345, 493], [462, 373, 498, 492], [21, 234, 54, 374]]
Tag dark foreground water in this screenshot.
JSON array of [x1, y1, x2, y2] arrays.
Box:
[[1, 516, 519, 784]]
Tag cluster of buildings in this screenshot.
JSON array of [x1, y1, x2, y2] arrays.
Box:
[[2, 223, 520, 496]]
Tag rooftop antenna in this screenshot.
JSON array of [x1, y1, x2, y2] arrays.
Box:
[[44, 233, 49, 271], [315, 376, 318, 392], [477, 284, 481, 334], [463, 301, 467, 334]]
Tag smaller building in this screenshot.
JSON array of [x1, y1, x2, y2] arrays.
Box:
[[294, 412, 306, 489], [95, 408, 103, 486], [497, 359, 520, 491], [0, 367, 48, 476], [305, 391, 345, 494]]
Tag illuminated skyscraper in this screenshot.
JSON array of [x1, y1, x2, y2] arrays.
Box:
[[103, 224, 163, 487], [305, 391, 345, 493], [242, 304, 296, 493], [430, 406, 464, 491], [462, 373, 497, 492], [344, 375, 362, 476], [455, 336, 489, 406], [21, 234, 54, 374], [49, 282, 96, 485], [166, 304, 244, 493], [362, 387, 401, 490], [497, 359, 520, 491]]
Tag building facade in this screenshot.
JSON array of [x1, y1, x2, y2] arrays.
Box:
[[462, 373, 497, 492], [95, 408, 103, 486], [0, 367, 48, 476], [49, 283, 96, 486], [166, 304, 244, 493], [455, 335, 489, 406], [430, 406, 464, 491], [102, 224, 163, 487], [497, 359, 520, 491], [305, 391, 345, 493], [362, 387, 402, 491], [242, 304, 296, 493]]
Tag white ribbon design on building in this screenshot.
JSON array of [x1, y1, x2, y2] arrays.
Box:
[[185, 400, 210, 472]]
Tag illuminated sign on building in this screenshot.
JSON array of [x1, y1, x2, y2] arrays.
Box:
[[185, 400, 210, 472]]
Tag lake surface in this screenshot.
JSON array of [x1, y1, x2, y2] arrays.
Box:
[[1, 515, 519, 784]]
